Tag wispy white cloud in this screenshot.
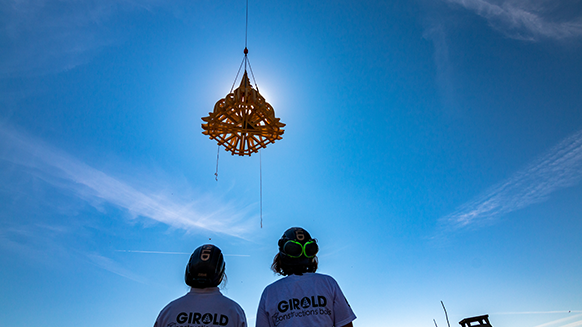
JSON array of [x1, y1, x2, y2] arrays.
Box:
[[441, 129, 582, 229], [442, 0, 582, 41], [496, 311, 582, 315], [116, 250, 191, 255], [0, 123, 255, 237], [561, 320, 582, 327], [115, 250, 251, 256], [0, 0, 173, 77], [422, 22, 459, 111], [532, 314, 582, 327], [86, 252, 149, 283]]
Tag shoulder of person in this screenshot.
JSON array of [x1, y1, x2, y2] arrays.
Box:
[[166, 292, 191, 306], [310, 272, 338, 282], [221, 293, 245, 308]]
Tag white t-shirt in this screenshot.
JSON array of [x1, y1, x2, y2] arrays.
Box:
[[256, 273, 356, 327], [154, 287, 247, 327]]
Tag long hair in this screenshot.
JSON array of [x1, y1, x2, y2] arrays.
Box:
[[271, 253, 318, 276]]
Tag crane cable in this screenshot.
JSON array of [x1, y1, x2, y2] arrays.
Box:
[[215, 0, 264, 228]]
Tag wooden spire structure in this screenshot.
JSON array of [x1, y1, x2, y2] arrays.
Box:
[[201, 69, 285, 156]]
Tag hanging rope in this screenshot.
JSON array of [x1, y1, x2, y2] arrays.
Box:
[[231, 56, 246, 93], [244, 0, 249, 73], [260, 149, 263, 228], [230, 0, 254, 93], [247, 58, 259, 91], [247, 0, 262, 228], [215, 145, 220, 181], [245, 0, 249, 49]]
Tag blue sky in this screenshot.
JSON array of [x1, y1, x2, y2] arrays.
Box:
[[1, 1, 582, 327]]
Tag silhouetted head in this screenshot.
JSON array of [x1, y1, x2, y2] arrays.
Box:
[[185, 244, 225, 288], [272, 227, 318, 276]]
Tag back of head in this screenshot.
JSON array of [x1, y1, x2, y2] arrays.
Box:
[[185, 244, 225, 288], [272, 227, 318, 276]]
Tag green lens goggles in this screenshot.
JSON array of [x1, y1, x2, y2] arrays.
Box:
[[283, 240, 318, 258]]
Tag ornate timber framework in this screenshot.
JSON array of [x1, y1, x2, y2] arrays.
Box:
[[201, 70, 285, 156]]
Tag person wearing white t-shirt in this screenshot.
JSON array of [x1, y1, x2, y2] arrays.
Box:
[[256, 227, 356, 327], [154, 244, 247, 327]]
